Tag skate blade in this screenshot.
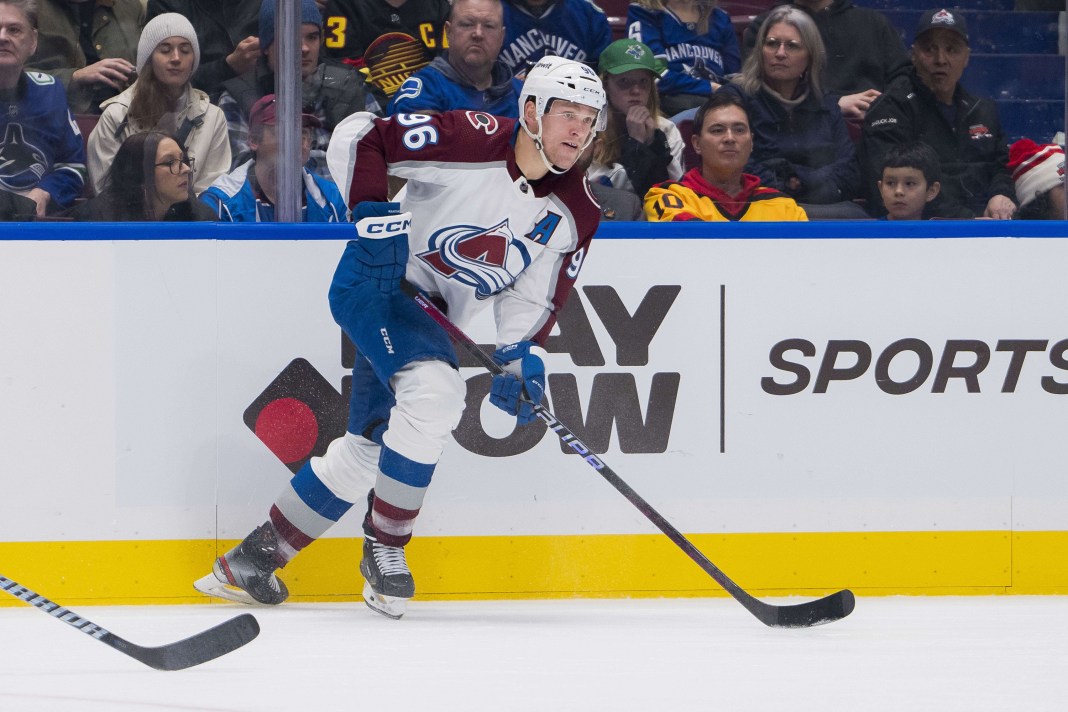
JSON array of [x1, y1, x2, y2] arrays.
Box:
[[193, 571, 259, 605], [362, 581, 408, 620]]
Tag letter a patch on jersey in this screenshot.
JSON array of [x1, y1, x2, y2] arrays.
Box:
[[418, 220, 532, 298]]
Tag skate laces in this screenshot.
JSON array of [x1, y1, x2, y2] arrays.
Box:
[[371, 541, 410, 576]]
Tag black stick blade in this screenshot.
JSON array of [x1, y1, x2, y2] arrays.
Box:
[[105, 613, 261, 671], [757, 589, 856, 629]]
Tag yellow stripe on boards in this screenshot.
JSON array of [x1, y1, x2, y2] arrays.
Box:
[[2, 531, 1067, 606]]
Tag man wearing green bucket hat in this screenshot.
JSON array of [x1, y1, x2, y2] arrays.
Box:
[[586, 38, 685, 202]]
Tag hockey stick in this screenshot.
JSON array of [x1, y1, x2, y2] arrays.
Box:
[[403, 283, 855, 628], [1, 574, 260, 670]]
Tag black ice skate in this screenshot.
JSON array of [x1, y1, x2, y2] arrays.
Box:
[[193, 522, 289, 605], [360, 490, 414, 619], [360, 533, 415, 619]]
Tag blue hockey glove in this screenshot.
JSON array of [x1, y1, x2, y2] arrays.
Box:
[[353, 201, 412, 294], [489, 341, 546, 426]]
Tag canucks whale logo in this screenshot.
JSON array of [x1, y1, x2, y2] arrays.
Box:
[[0, 124, 47, 192], [418, 220, 532, 298]]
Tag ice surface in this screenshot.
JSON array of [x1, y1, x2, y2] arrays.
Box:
[[0, 596, 1065, 711]]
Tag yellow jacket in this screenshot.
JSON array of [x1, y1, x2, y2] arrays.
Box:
[[645, 169, 808, 222]]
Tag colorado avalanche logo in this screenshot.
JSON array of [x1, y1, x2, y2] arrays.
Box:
[[0, 124, 47, 192], [418, 220, 532, 299]]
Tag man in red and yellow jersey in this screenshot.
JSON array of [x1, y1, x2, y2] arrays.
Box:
[[645, 92, 807, 222]]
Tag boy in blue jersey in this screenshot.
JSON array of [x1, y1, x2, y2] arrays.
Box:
[[627, 0, 741, 116], [498, 0, 611, 77], [200, 94, 349, 222], [388, 0, 522, 117], [0, 0, 86, 217]]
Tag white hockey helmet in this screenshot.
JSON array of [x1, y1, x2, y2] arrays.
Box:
[[518, 56, 607, 173]]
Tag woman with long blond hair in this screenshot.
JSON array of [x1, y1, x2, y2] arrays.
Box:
[[719, 5, 863, 217], [626, 0, 740, 116], [587, 39, 685, 201], [87, 13, 230, 195]]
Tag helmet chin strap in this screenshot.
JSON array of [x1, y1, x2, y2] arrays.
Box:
[[521, 113, 596, 176]]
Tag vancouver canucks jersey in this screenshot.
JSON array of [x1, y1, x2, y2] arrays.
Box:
[[499, 0, 613, 77], [327, 110, 601, 346], [0, 72, 86, 208], [627, 3, 741, 96], [322, 0, 450, 67], [387, 60, 523, 117]]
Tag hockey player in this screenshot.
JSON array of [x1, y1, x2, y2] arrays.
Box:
[[194, 56, 607, 619]]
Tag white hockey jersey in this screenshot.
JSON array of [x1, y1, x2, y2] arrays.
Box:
[[327, 110, 601, 346]]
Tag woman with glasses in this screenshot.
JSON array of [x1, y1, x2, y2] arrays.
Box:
[[717, 6, 863, 218], [626, 0, 740, 117], [71, 131, 215, 221], [587, 39, 685, 205], [87, 13, 231, 196]]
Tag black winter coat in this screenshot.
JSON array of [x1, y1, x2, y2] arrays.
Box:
[[720, 83, 860, 204], [860, 68, 1015, 218]]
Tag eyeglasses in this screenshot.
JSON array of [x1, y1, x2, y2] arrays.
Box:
[[155, 156, 194, 175], [545, 111, 597, 128], [763, 37, 805, 54]]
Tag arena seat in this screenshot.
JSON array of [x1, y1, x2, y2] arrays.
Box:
[[965, 53, 1065, 102], [670, 108, 700, 172], [882, 10, 1060, 53], [73, 114, 99, 150], [862, 0, 1014, 10]]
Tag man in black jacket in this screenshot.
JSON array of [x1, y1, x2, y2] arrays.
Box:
[[859, 8, 1016, 219], [744, 0, 909, 121], [146, 0, 260, 100]]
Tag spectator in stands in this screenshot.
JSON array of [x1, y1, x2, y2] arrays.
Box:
[[878, 141, 941, 221], [388, 0, 520, 117], [587, 38, 684, 200], [0, 0, 86, 217], [219, 0, 369, 178], [645, 92, 807, 221], [321, 0, 449, 107], [720, 6, 863, 218], [497, 0, 611, 77], [579, 134, 643, 220], [88, 13, 230, 195], [744, 0, 908, 121], [201, 94, 348, 222], [860, 9, 1016, 220], [146, 0, 259, 101], [29, 0, 143, 115], [627, 0, 741, 117], [71, 130, 215, 220], [1008, 138, 1065, 220]]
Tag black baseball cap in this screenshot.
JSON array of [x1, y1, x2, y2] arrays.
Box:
[[915, 8, 969, 44]]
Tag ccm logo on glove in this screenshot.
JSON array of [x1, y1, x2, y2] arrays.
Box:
[[356, 215, 412, 239]]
